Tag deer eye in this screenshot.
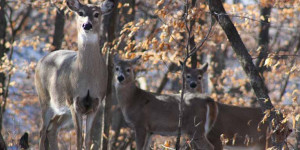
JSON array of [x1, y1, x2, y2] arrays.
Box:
[[94, 12, 99, 18], [186, 74, 191, 79], [126, 68, 131, 72], [115, 67, 120, 71], [78, 10, 84, 16], [198, 76, 202, 80]]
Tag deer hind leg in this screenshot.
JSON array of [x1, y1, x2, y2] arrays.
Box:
[[47, 113, 72, 150], [39, 107, 54, 150], [188, 131, 214, 150], [85, 111, 97, 150], [207, 135, 223, 150]]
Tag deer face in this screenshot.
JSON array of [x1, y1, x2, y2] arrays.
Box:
[[66, 0, 114, 34], [184, 63, 208, 92], [113, 55, 141, 85]]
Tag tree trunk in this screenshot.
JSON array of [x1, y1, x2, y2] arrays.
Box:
[[208, 0, 289, 148], [51, 8, 65, 51], [0, 0, 7, 149], [208, 44, 225, 94], [255, 5, 272, 74], [0, 0, 7, 99], [90, 1, 118, 149]]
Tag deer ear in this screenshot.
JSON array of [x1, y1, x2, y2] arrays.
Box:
[[130, 55, 142, 64], [66, 0, 82, 12], [199, 62, 208, 73], [99, 0, 114, 15]]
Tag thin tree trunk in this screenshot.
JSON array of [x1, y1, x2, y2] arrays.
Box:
[[208, 0, 289, 148], [51, 8, 65, 51], [255, 5, 272, 73], [209, 44, 225, 94], [190, 0, 197, 69], [0, 0, 7, 99], [0, 0, 7, 149], [111, 0, 136, 148], [100, 1, 118, 149]]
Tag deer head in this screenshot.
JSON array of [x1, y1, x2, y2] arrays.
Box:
[[180, 62, 208, 92], [114, 55, 141, 85], [66, 0, 114, 34]]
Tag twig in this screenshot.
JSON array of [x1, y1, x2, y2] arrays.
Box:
[[279, 40, 300, 101]]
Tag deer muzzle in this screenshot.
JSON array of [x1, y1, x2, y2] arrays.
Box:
[[82, 23, 92, 30], [190, 82, 197, 88]]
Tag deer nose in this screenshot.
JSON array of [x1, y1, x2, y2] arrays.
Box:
[[82, 23, 92, 30], [190, 82, 197, 88], [117, 75, 125, 82]]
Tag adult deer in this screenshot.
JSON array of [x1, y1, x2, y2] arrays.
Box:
[[113, 55, 214, 150], [183, 65, 270, 150], [35, 0, 114, 149]]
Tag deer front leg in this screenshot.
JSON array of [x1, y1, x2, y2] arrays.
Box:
[[85, 111, 97, 150], [70, 107, 83, 150], [134, 127, 150, 150]]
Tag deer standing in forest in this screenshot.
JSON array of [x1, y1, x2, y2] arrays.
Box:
[[184, 65, 270, 150], [35, 0, 114, 149], [113, 55, 215, 150]]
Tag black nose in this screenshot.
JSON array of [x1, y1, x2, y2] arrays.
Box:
[[190, 82, 197, 88], [117, 76, 125, 82], [82, 23, 92, 30]]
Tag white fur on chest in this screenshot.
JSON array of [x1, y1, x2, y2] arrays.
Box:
[[78, 32, 98, 44]]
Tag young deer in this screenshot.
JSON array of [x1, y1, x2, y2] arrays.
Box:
[[35, 0, 114, 149], [113, 55, 215, 150], [183, 65, 270, 150], [184, 63, 208, 93]]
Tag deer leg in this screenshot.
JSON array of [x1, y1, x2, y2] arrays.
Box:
[[134, 127, 148, 150], [207, 134, 223, 150], [39, 107, 53, 150], [143, 133, 152, 150], [70, 107, 83, 150], [190, 132, 214, 150], [46, 115, 60, 150], [47, 114, 71, 150], [85, 111, 97, 150]]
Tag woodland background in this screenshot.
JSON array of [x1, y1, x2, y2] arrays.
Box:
[[0, 0, 299, 149]]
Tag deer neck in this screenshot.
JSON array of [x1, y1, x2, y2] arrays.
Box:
[[115, 81, 137, 108], [76, 32, 103, 74]]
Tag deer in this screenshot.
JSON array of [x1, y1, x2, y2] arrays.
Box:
[[113, 55, 215, 150], [34, 0, 114, 149], [183, 64, 270, 150], [184, 62, 208, 93]]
